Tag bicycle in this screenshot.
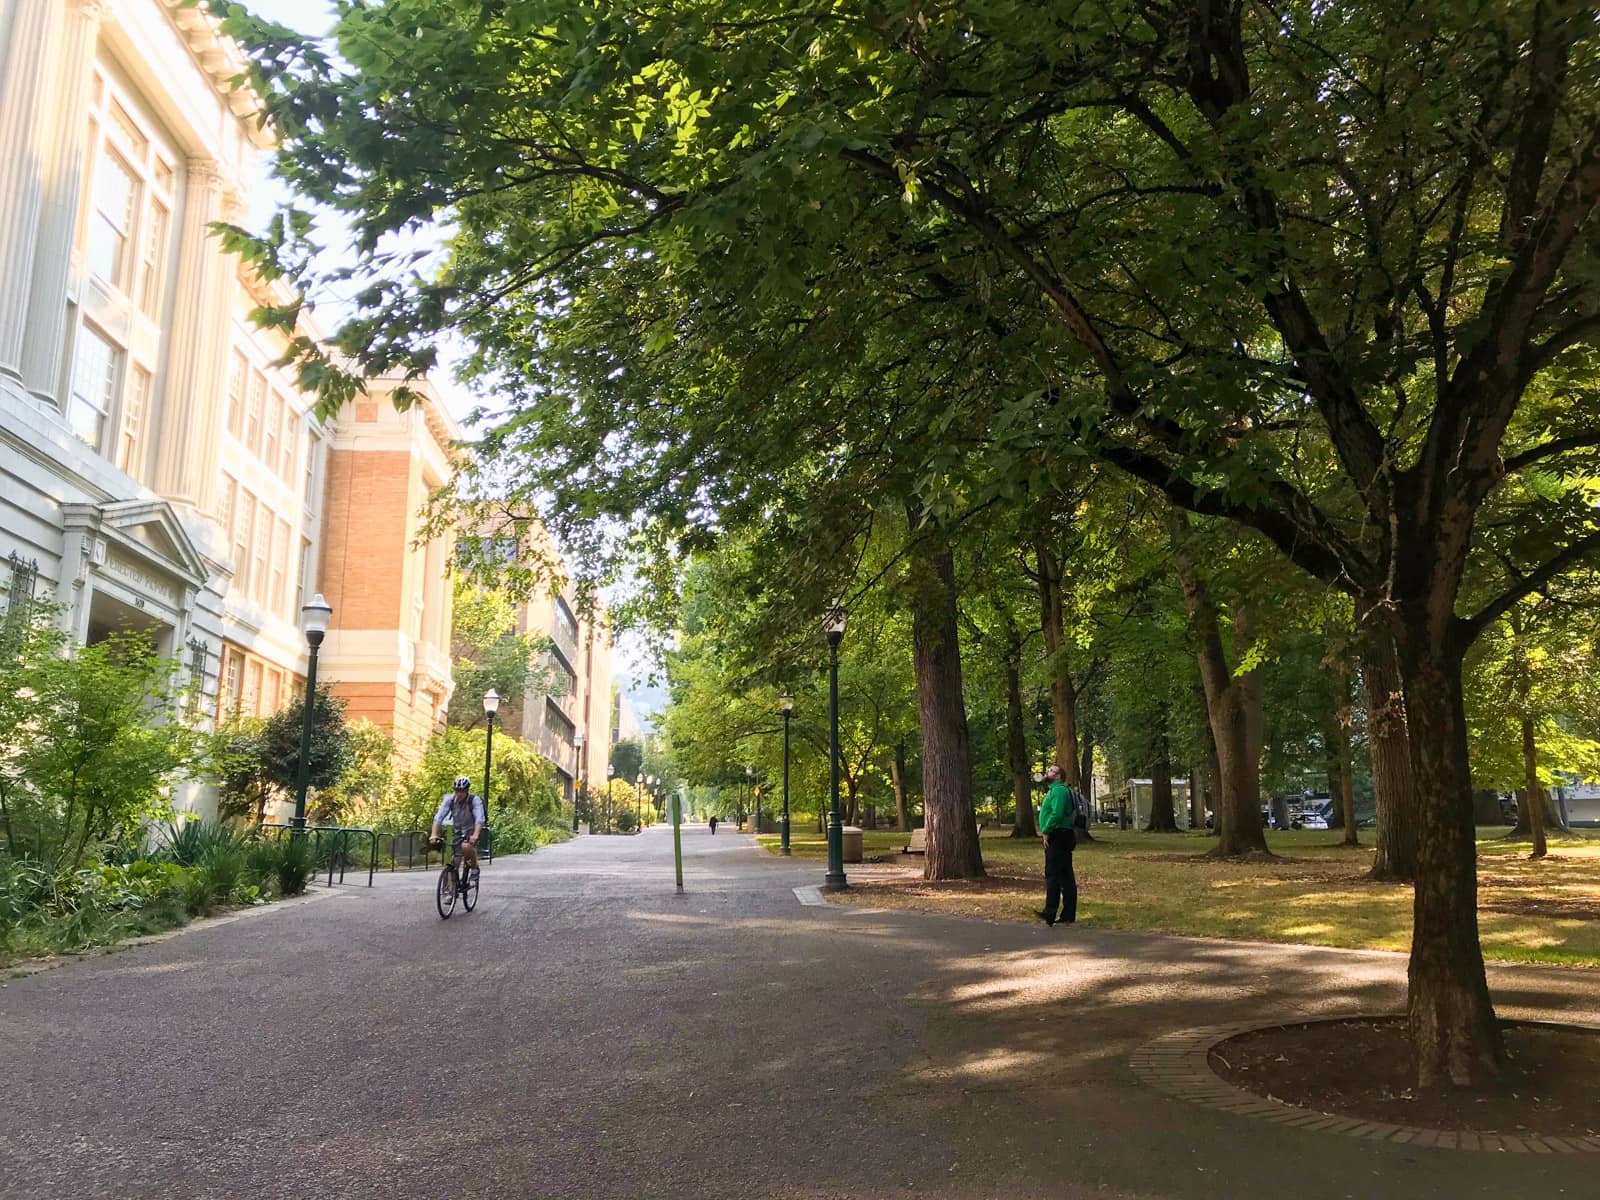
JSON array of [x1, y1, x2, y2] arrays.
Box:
[[430, 837, 480, 919]]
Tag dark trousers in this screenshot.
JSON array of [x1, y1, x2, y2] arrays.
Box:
[[1043, 829, 1077, 923]]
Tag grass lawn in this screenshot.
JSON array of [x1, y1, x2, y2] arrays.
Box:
[[758, 826, 1600, 967]]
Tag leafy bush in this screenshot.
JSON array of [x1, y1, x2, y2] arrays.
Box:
[[198, 842, 248, 908], [0, 857, 199, 955], [377, 727, 563, 834], [489, 815, 572, 856], [614, 808, 639, 834], [273, 834, 317, 897], [159, 819, 242, 868], [1, 624, 199, 869], [181, 867, 215, 917], [0, 857, 51, 927]]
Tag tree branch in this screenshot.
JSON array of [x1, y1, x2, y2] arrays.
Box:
[[1503, 431, 1600, 474], [1458, 525, 1600, 642]]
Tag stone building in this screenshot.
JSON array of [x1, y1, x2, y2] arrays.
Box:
[[0, 0, 475, 813]]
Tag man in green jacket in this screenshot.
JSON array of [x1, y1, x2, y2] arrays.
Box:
[[1036, 765, 1078, 926]]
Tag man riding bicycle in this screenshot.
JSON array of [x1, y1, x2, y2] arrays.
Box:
[[430, 776, 485, 883]]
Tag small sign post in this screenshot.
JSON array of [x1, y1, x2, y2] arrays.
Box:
[[671, 791, 684, 893]]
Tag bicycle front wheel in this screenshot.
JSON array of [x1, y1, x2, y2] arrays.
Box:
[[436, 867, 458, 919]]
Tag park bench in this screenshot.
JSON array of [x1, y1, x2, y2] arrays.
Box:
[[903, 827, 926, 854]]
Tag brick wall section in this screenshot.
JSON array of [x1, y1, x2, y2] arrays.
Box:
[[318, 447, 413, 631]]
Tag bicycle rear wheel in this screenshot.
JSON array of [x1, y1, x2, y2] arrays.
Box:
[[461, 868, 479, 912], [436, 867, 458, 919]]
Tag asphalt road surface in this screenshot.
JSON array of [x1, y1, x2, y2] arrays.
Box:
[[1, 826, 1595, 1199]]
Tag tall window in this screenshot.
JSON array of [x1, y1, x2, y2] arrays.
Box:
[[221, 648, 244, 718], [245, 371, 265, 456], [83, 92, 173, 302], [226, 351, 247, 440], [217, 473, 237, 533], [137, 198, 169, 316], [116, 365, 151, 475], [251, 513, 270, 606], [67, 326, 118, 450], [243, 660, 262, 714], [271, 516, 290, 618], [280, 411, 299, 479], [232, 491, 255, 593], [298, 537, 313, 608], [86, 147, 137, 286], [76, 72, 175, 469], [263, 390, 282, 473], [303, 433, 320, 506]]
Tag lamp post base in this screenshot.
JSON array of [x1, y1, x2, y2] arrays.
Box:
[[823, 872, 848, 892]]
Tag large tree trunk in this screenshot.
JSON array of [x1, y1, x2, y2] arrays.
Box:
[[1146, 709, 1179, 832], [1172, 531, 1269, 856], [1521, 717, 1547, 859], [1394, 626, 1501, 1088], [890, 740, 910, 833], [1364, 632, 1419, 881], [907, 535, 984, 880], [1036, 539, 1080, 783], [1004, 651, 1037, 838]]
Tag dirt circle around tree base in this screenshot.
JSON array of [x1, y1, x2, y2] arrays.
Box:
[[1130, 1018, 1600, 1152]]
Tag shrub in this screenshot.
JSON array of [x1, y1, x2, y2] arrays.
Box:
[[4, 629, 199, 870], [0, 857, 51, 927], [273, 834, 317, 897], [615, 808, 639, 834], [181, 867, 215, 917], [159, 819, 242, 868], [198, 842, 248, 908]]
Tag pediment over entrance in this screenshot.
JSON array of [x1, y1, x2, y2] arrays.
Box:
[[60, 499, 210, 591]]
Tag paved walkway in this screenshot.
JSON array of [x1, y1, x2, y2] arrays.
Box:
[[1, 826, 1596, 1198]]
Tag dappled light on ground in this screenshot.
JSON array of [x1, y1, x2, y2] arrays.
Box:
[[767, 827, 1600, 964]]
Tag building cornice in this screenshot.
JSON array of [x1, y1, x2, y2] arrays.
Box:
[[156, 0, 272, 149]]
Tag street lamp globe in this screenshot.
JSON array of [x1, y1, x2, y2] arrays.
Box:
[[482, 688, 500, 718], [779, 694, 794, 714], [300, 593, 332, 646], [824, 603, 847, 648]]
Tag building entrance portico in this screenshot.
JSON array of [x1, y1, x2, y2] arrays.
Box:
[[56, 497, 223, 699]]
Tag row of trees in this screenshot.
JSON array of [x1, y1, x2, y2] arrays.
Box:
[[224, 0, 1600, 1088]]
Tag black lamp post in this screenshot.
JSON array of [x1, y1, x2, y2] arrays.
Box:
[[482, 688, 499, 836], [779, 695, 793, 856], [606, 764, 615, 834], [636, 772, 645, 833], [292, 593, 332, 833], [823, 604, 848, 891], [747, 764, 756, 836], [573, 731, 586, 833]]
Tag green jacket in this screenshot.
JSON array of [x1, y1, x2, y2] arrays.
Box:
[[1039, 782, 1076, 834]]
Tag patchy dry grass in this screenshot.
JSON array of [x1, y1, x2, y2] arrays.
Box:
[[759, 826, 1600, 966]]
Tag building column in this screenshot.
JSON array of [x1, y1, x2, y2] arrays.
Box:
[[153, 162, 236, 510], [0, 0, 61, 378], [20, 0, 105, 407]]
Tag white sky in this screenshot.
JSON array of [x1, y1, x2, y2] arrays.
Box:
[[256, 0, 662, 714]]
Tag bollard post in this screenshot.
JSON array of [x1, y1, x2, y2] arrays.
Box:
[[672, 792, 684, 893]]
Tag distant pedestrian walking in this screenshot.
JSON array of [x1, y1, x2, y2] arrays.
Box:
[[1036, 765, 1077, 926], [709, 816, 718, 835]]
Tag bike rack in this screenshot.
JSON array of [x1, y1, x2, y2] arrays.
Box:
[[259, 824, 378, 888]]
